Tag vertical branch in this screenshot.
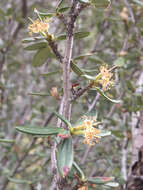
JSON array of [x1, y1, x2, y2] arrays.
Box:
[[62, 0, 78, 121], [121, 114, 129, 190]]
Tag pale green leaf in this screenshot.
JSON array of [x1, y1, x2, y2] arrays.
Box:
[[54, 111, 72, 129], [105, 182, 119, 187], [32, 48, 55, 67], [57, 137, 73, 177], [70, 61, 85, 76], [94, 87, 121, 103], [0, 139, 15, 143], [56, 31, 90, 41], [24, 42, 47, 51], [82, 74, 95, 80], [22, 37, 45, 43], [98, 130, 111, 137], [132, 0, 143, 6], [16, 126, 65, 135]]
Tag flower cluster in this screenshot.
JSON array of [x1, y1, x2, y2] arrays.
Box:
[[99, 65, 114, 91], [91, 64, 114, 91], [73, 116, 101, 146], [28, 17, 50, 36], [83, 118, 101, 146]]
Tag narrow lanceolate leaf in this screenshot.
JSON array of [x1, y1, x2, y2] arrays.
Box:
[[54, 111, 72, 129], [87, 177, 115, 185], [105, 182, 119, 187], [28, 92, 50, 96], [58, 7, 70, 13], [16, 126, 65, 135], [73, 161, 85, 180], [74, 31, 90, 39], [95, 87, 121, 104], [41, 70, 61, 77], [24, 42, 47, 51], [73, 52, 97, 60], [56, 0, 65, 10], [0, 139, 15, 143], [8, 177, 41, 184], [98, 130, 111, 137], [34, 9, 55, 17], [82, 74, 95, 80], [82, 68, 97, 74], [79, 0, 90, 3], [32, 48, 55, 67], [57, 137, 73, 177], [56, 31, 90, 41], [22, 37, 45, 43], [132, 0, 143, 6], [8, 177, 33, 184], [70, 61, 85, 76]]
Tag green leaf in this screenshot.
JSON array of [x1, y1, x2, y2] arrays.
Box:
[[24, 42, 47, 51], [28, 92, 50, 96], [87, 177, 115, 185], [132, 0, 143, 6], [34, 9, 55, 17], [8, 177, 33, 184], [70, 61, 85, 76], [56, 31, 90, 41], [54, 111, 72, 129], [56, 0, 65, 11], [105, 182, 119, 187], [22, 37, 45, 43], [75, 31, 90, 39], [94, 87, 121, 104], [82, 68, 98, 74], [98, 130, 111, 137], [58, 7, 70, 13], [73, 161, 85, 180], [91, 0, 110, 8], [32, 48, 55, 67], [8, 177, 41, 184], [57, 137, 73, 177], [82, 74, 95, 80], [111, 130, 124, 138], [114, 57, 125, 67], [0, 139, 15, 143], [73, 52, 97, 60], [79, 0, 90, 3], [88, 56, 106, 64], [41, 70, 61, 77], [16, 126, 65, 135]]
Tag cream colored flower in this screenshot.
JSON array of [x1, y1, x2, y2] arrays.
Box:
[[28, 18, 50, 36], [83, 119, 100, 146], [99, 65, 114, 91]]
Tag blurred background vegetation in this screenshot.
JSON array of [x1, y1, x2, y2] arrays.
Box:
[[0, 0, 143, 189]]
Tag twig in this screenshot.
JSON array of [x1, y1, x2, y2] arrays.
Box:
[[71, 83, 93, 102], [48, 38, 63, 63]]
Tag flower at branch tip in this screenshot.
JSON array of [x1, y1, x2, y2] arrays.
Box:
[[28, 17, 50, 36], [99, 64, 114, 91], [83, 119, 101, 146], [91, 64, 114, 91]]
